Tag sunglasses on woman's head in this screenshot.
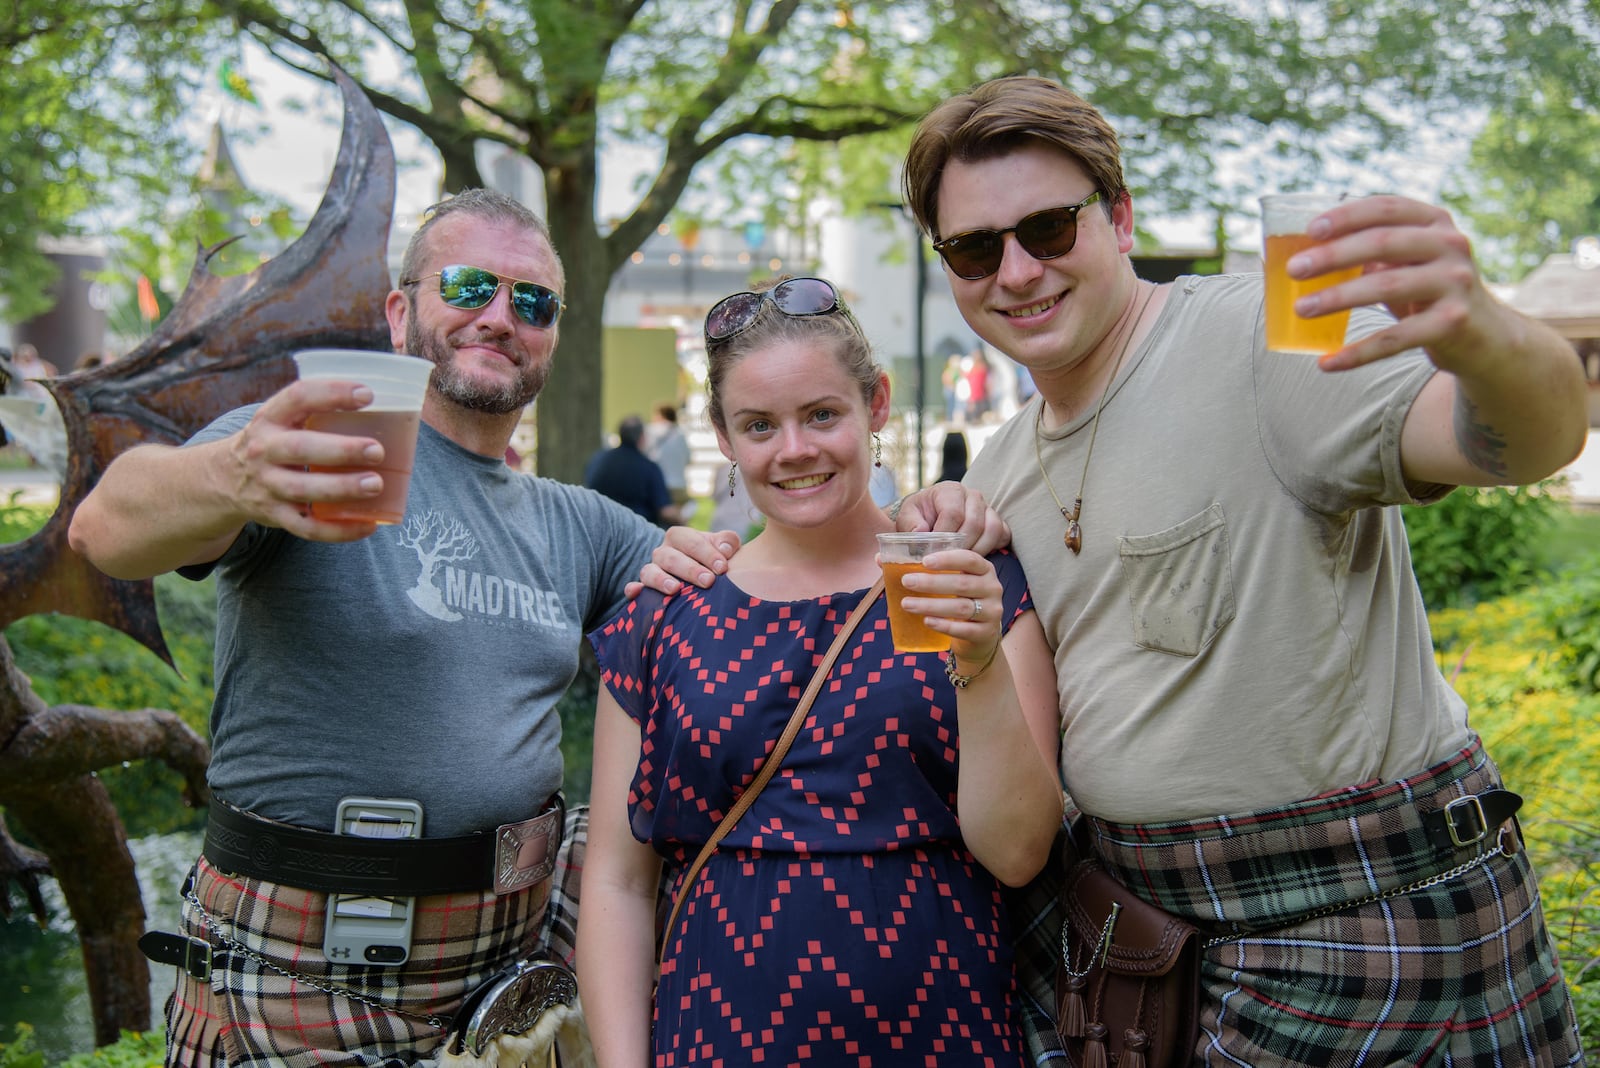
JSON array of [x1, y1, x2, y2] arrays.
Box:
[[931, 191, 1104, 280], [402, 264, 565, 328], [703, 277, 845, 345]]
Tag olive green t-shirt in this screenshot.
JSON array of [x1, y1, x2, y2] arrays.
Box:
[[967, 274, 1467, 823]]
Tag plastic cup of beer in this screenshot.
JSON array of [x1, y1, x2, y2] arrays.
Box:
[[293, 349, 432, 524], [1260, 193, 1363, 356], [877, 531, 968, 653]]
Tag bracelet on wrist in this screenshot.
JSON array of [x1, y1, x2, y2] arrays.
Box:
[[944, 644, 998, 689]]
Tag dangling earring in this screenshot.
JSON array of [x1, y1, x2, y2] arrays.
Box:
[[873, 434, 883, 468], [727, 463, 738, 497]]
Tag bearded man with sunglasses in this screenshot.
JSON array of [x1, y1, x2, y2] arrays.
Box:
[[63, 187, 643, 1063], [894, 75, 1586, 1066]]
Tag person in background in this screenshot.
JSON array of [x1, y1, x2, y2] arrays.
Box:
[[963, 346, 991, 422], [642, 401, 691, 509], [585, 413, 680, 527], [898, 74, 1585, 1064], [1014, 362, 1037, 404], [942, 352, 964, 423], [938, 428, 970, 483], [577, 275, 1061, 1066], [8, 342, 58, 401]]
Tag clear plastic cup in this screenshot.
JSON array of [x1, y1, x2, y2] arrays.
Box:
[[293, 349, 432, 524], [1260, 193, 1363, 356], [877, 531, 967, 652]]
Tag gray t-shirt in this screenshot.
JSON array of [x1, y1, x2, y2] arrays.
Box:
[[967, 274, 1469, 823], [186, 412, 663, 836]]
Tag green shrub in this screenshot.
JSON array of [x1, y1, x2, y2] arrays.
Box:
[[1537, 554, 1600, 694], [1432, 589, 1600, 1056], [1403, 482, 1563, 609], [54, 1029, 162, 1068], [0, 1022, 44, 1068], [4, 575, 217, 838], [0, 493, 53, 544]]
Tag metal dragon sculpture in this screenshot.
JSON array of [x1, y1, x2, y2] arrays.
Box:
[[0, 63, 397, 1045]]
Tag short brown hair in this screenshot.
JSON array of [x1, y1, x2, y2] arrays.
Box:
[[398, 187, 566, 291], [901, 76, 1126, 240]]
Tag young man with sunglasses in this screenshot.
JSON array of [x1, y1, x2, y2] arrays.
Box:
[[895, 75, 1585, 1065], [69, 187, 1001, 1064]]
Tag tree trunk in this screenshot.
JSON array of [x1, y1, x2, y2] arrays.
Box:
[[537, 172, 613, 486], [8, 777, 151, 1045]]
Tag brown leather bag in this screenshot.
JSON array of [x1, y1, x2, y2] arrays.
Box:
[[1055, 858, 1201, 1068]]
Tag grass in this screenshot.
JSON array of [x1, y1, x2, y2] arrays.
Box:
[[1539, 505, 1600, 573]]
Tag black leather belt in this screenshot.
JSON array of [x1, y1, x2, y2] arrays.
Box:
[[138, 930, 216, 980], [1421, 788, 1521, 852], [201, 797, 563, 897]]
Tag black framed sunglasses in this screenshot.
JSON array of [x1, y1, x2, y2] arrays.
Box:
[[703, 276, 847, 345], [931, 191, 1104, 280], [402, 264, 565, 328]]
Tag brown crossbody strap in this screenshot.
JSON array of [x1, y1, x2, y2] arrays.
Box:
[[658, 577, 886, 965]]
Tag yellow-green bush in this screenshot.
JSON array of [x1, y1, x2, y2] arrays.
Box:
[[1433, 592, 1600, 1052]]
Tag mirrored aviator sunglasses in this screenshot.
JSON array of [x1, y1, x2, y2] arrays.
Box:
[[932, 191, 1103, 280], [408, 264, 565, 328], [703, 276, 842, 345]]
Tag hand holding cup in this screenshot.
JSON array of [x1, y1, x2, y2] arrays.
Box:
[[878, 532, 1004, 671], [292, 349, 432, 525], [1261, 193, 1364, 357]]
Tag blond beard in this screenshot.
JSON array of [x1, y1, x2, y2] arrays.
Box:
[[407, 319, 548, 415]]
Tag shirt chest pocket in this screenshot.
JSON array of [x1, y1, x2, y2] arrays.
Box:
[[1117, 503, 1236, 657]]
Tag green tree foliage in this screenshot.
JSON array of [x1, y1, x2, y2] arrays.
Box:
[[10, 0, 1598, 476], [10, 0, 1575, 481], [1, 1, 210, 323], [1445, 76, 1600, 281], [1, 1, 305, 342], [1441, 3, 1600, 281], [1401, 483, 1564, 610]]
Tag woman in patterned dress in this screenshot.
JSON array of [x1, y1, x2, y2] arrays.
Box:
[[577, 277, 1062, 1066]]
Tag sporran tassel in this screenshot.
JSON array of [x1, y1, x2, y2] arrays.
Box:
[[1122, 1028, 1150, 1068], [1059, 976, 1087, 1038], [1081, 1022, 1109, 1068]]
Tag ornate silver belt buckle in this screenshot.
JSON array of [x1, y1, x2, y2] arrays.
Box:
[[492, 808, 558, 895]]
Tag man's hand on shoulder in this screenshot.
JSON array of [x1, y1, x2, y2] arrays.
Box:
[[626, 526, 743, 598], [894, 481, 1011, 555]]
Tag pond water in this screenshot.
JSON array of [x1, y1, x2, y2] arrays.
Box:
[[0, 829, 200, 1062]]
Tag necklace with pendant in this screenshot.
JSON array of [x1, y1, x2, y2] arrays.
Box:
[[1033, 282, 1154, 555]]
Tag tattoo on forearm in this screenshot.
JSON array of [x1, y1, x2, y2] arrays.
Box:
[[1454, 397, 1509, 478]]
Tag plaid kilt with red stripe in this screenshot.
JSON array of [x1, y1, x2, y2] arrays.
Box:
[[1012, 736, 1584, 1066], [158, 802, 593, 1066]]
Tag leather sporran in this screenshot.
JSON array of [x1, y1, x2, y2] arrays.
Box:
[[1056, 859, 1201, 1068]]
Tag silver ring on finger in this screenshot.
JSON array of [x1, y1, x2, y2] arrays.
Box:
[[969, 598, 982, 622]]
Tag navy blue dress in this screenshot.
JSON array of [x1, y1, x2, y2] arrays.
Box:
[[590, 551, 1032, 1066]]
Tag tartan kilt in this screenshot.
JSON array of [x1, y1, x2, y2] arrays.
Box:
[[161, 847, 563, 1066], [1011, 736, 1585, 1067]]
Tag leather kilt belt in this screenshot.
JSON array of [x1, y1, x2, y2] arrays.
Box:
[[201, 796, 564, 897]]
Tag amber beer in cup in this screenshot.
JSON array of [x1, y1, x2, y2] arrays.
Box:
[[877, 532, 967, 653], [293, 350, 433, 524], [1261, 193, 1363, 356]]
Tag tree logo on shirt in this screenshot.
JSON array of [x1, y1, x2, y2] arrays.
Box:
[[398, 511, 479, 621]]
